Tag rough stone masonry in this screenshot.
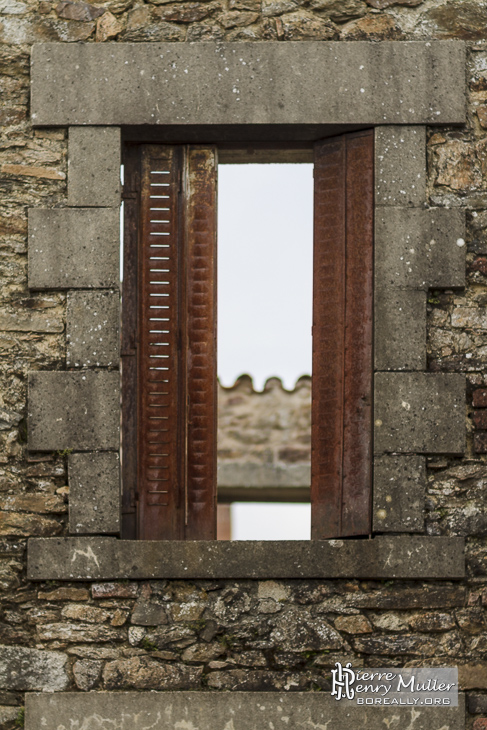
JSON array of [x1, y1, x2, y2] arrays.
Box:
[[2, 2, 487, 730]]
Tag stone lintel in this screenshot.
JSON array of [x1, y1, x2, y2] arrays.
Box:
[[68, 452, 120, 535], [67, 290, 120, 368], [31, 42, 466, 127], [25, 692, 466, 730], [68, 127, 121, 207], [375, 126, 426, 207], [373, 455, 425, 533], [28, 371, 120, 451], [375, 208, 466, 290], [374, 373, 466, 454], [28, 208, 119, 290], [27, 536, 465, 580]]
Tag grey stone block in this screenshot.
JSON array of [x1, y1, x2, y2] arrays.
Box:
[[374, 373, 466, 454], [374, 287, 426, 371], [31, 42, 466, 127], [28, 371, 120, 451], [0, 645, 68, 691], [25, 691, 465, 730], [28, 208, 119, 289], [68, 127, 121, 207], [27, 535, 465, 580], [68, 452, 120, 535], [373, 455, 425, 533], [375, 208, 466, 290], [67, 290, 120, 368], [375, 126, 426, 207]]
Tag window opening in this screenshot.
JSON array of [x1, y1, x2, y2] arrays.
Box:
[[121, 132, 374, 542], [216, 163, 313, 540]]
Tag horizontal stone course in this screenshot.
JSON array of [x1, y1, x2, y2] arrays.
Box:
[[28, 208, 120, 289], [27, 535, 465, 580], [31, 42, 466, 126], [25, 691, 465, 730], [28, 371, 120, 451]]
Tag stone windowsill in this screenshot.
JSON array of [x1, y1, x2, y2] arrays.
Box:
[[27, 535, 465, 581]]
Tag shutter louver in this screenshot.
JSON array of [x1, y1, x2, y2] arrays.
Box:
[[122, 144, 217, 540], [311, 130, 374, 539]]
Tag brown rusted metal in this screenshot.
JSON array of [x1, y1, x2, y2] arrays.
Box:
[[121, 145, 140, 540], [137, 145, 182, 539], [341, 130, 374, 536], [183, 146, 218, 540], [131, 144, 217, 540], [311, 131, 374, 539], [311, 136, 347, 540]]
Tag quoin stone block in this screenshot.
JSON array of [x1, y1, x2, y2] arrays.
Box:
[[67, 290, 120, 367], [68, 127, 121, 207], [373, 455, 425, 533], [374, 373, 466, 454], [28, 371, 120, 451], [28, 208, 120, 289], [375, 126, 426, 207], [374, 288, 427, 371], [68, 452, 120, 535], [375, 208, 466, 290]]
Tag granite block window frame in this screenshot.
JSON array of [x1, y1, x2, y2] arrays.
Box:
[[26, 40, 468, 582]]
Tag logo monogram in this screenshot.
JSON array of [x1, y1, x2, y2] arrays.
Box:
[[331, 662, 356, 701]]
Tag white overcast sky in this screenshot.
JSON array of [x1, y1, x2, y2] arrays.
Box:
[[218, 163, 313, 539], [217, 163, 314, 391]]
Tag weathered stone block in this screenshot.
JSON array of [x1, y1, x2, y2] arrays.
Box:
[[31, 42, 466, 127], [0, 645, 68, 691], [28, 208, 119, 289], [374, 288, 426, 370], [67, 290, 120, 367], [375, 208, 466, 289], [68, 452, 120, 534], [27, 535, 465, 580], [375, 126, 426, 206], [25, 691, 466, 730], [68, 127, 121, 207], [374, 373, 465, 454], [28, 371, 119, 451], [373, 454, 425, 533]]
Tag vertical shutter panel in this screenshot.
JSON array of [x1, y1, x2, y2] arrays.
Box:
[[134, 144, 217, 540], [341, 131, 374, 536], [183, 147, 218, 540], [311, 130, 373, 539], [121, 145, 139, 540], [138, 146, 182, 540]]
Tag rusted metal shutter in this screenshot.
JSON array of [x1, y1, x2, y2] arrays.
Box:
[[311, 130, 374, 539], [122, 145, 217, 540]]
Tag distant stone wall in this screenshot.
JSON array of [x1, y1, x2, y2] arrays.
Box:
[[217, 376, 311, 495]]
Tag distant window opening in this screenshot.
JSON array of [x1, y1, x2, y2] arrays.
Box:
[[217, 163, 313, 540]]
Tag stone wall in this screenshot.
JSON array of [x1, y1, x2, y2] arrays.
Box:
[[2, 3, 487, 730]]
